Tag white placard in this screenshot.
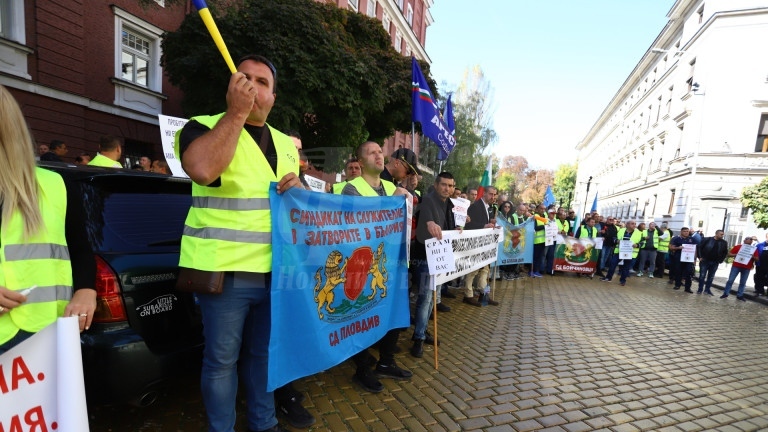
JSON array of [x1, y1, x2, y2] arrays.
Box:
[[0, 317, 89, 431], [425, 237, 456, 277], [681, 244, 697, 263], [303, 174, 326, 193], [433, 228, 501, 285], [594, 237, 604, 250], [157, 114, 190, 178], [734, 243, 756, 265], [618, 240, 634, 259], [545, 222, 558, 239], [450, 198, 470, 227]]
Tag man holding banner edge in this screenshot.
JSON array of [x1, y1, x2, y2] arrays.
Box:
[[175, 54, 301, 432]]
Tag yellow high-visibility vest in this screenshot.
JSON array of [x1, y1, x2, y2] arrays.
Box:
[[0, 168, 73, 345], [175, 114, 299, 272]]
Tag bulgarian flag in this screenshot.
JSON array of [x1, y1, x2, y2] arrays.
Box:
[[476, 157, 493, 201]]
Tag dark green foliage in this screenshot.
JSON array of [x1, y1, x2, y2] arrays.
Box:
[[162, 0, 427, 171]]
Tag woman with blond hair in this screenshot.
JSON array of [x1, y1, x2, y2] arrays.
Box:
[[0, 85, 96, 354]]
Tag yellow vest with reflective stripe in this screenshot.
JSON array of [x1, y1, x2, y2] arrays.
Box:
[[534, 217, 546, 244], [347, 176, 396, 197], [577, 226, 597, 238], [657, 232, 670, 253], [332, 182, 347, 195], [0, 168, 73, 345], [556, 219, 570, 235], [175, 114, 299, 272], [613, 228, 643, 258]]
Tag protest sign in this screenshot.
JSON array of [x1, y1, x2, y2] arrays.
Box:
[[681, 244, 697, 263], [433, 228, 501, 286], [425, 237, 456, 275], [734, 244, 757, 265], [618, 240, 634, 259], [303, 175, 327, 193], [450, 198, 470, 227], [267, 185, 409, 390], [545, 222, 558, 246], [554, 238, 599, 274], [496, 218, 534, 265], [594, 237, 604, 250], [157, 114, 189, 178], [0, 317, 89, 432]]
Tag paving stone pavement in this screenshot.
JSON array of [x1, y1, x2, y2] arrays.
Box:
[[88, 272, 768, 431]]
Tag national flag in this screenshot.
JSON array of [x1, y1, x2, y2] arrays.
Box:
[[542, 186, 556, 208], [591, 193, 598, 213], [476, 158, 493, 201], [437, 94, 456, 161], [412, 57, 456, 157]]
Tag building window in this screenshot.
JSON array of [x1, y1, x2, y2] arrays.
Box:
[[113, 7, 165, 115], [121, 28, 151, 86], [0, 0, 30, 79], [406, 4, 413, 25], [666, 85, 673, 114], [686, 59, 696, 93], [740, 206, 749, 219], [404, 44, 411, 57], [382, 12, 390, 34], [697, 4, 704, 24], [348, 0, 358, 11], [656, 96, 662, 122], [755, 114, 768, 152], [394, 30, 402, 52], [668, 189, 676, 215], [366, 0, 376, 17], [397, 0, 404, 10]]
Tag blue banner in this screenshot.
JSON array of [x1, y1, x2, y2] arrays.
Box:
[[267, 185, 410, 390], [496, 218, 534, 265], [412, 57, 456, 158], [543, 186, 556, 208]]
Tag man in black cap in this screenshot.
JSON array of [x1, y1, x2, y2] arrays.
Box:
[[383, 148, 421, 184]]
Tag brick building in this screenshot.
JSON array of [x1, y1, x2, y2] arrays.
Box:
[[1, 0, 435, 171], [0, 0, 188, 166]]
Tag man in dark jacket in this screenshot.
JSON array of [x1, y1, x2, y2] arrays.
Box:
[[696, 229, 729, 295], [597, 217, 618, 277], [462, 186, 498, 306], [411, 172, 456, 358]]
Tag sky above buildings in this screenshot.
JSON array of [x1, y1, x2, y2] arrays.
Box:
[[428, 0, 674, 170]]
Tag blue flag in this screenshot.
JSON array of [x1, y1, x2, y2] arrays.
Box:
[[437, 94, 456, 160], [496, 218, 534, 265], [267, 185, 410, 390], [543, 186, 556, 208], [591, 193, 598, 212], [412, 57, 455, 158]]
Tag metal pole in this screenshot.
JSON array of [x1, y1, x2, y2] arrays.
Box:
[[583, 176, 592, 214], [411, 122, 415, 150]]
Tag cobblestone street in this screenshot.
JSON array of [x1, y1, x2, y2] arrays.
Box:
[[89, 272, 768, 431]]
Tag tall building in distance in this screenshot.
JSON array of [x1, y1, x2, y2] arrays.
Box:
[[325, 0, 434, 172], [575, 0, 768, 242]]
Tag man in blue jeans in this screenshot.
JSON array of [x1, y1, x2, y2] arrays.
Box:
[[721, 236, 759, 301], [176, 55, 301, 432], [411, 172, 457, 358], [697, 229, 729, 295]]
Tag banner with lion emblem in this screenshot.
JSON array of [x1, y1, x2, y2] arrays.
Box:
[[267, 185, 409, 390], [496, 217, 534, 265]]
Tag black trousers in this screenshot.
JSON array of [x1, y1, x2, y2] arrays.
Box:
[[352, 329, 400, 371]]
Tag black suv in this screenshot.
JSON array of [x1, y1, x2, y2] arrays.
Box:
[[40, 162, 202, 407]]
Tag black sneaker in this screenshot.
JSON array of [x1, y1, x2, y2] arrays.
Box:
[[442, 291, 457, 299], [277, 397, 316, 429], [352, 368, 384, 393], [737, 296, 746, 302], [375, 361, 412, 380], [423, 332, 441, 346], [436, 303, 451, 312]]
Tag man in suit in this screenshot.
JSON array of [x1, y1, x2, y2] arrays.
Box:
[[462, 186, 499, 306]]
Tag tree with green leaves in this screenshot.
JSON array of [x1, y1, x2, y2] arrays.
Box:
[[553, 163, 577, 208], [437, 66, 497, 189], [741, 176, 768, 229], [161, 0, 436, 171]]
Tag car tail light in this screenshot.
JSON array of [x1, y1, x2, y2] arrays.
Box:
[[92, 255, 127, 323]]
